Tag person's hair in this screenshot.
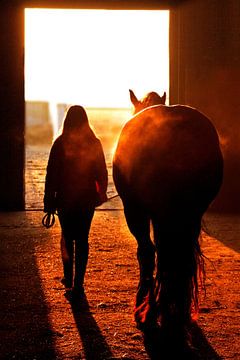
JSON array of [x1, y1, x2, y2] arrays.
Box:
[[62, 105, 96, 141]]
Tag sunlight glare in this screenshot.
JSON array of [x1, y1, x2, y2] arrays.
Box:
[[24, 9, 169, 108]]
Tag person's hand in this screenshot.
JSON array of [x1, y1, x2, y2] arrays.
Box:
[[43, 205, 56, 214], [44, 193, 56, 214]]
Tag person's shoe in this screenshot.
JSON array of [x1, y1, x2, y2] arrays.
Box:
[[72, 285, 85, 298]]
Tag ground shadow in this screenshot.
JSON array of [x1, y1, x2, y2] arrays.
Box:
[[143, 322, 222, 360], [0, 212, 57, 359], [204, 156, 240, 253], [202, 211, 240, 253], [69, 294, 114, 360]]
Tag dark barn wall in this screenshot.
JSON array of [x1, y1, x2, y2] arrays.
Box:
[[170, 0, 240, 212], [0, 1, 239, 211], [0, 6, 25, 210]]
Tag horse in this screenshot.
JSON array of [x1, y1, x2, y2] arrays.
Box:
[[113, 90, 223, 336]]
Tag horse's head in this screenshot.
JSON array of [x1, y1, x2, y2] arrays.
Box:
[[129, 89, 166, 114]]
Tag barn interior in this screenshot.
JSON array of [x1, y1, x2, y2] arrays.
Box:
[[0, 2, 239, 359], [1, 0, 239, 213]]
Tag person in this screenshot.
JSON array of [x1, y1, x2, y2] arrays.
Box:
[[44, 105, 108, 297]]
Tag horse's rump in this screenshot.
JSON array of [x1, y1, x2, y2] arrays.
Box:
[[113, 104, 223, 213]]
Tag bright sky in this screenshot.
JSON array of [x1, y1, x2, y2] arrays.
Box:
[[24, 9, 169, 108]]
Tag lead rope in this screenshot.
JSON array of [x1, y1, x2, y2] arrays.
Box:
[[41, 194, 119, 229], [42, 212, 57, 228]]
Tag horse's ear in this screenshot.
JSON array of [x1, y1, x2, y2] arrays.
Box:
[[162, 91, 166, 105], [129, 89, 139, 107]]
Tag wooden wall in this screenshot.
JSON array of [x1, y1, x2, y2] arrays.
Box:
[[0, 6, 25, 210], [0, 1, 239, 211], [170, 0, 240, 212]]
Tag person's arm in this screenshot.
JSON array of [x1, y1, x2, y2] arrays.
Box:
[[44, 140, 61, 213]]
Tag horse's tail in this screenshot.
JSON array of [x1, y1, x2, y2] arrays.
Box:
[[189, 234, 206, 321], [153, 221, 205, 331]]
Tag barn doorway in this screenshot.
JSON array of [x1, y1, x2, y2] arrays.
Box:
[[24, 9, 169, 209]]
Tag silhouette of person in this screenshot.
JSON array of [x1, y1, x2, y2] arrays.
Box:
[[44, 105, 108, 296]]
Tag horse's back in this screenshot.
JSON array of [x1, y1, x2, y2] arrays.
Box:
[[113, 104, 223, 214]]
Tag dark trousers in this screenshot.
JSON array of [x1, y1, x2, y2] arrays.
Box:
[[58, 207, 95, 289]]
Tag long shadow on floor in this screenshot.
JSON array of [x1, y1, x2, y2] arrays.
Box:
[[70, 294, 114, 360], [143, 322, 222, 360], [0, 212, 57, 359], [203, 211, 240, 253]]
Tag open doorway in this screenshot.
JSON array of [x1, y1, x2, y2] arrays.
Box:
[[24, 9, 169, 209]]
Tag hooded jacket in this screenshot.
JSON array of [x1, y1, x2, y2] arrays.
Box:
[[44, 133, 108, 212]]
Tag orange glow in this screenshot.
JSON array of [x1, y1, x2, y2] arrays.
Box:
[[24, 9, 169, 108]]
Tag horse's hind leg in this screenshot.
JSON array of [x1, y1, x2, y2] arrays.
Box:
[[123, 202, 156, 327], [124, 203, 155, 289]]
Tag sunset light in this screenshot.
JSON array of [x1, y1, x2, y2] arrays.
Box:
[[24, 9, 169, 108]]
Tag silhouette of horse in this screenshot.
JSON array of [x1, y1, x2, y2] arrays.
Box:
[[113, 90, 223, 334]]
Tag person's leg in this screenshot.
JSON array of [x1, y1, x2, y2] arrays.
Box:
[[74, 240, 88, 292], [73, 208, 95, 292], [61, 235, 73, 289], [62, 235, 74, 289], [58, 210, 74, 289]]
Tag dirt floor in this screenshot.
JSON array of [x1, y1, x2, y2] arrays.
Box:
[[0, 208, 239, 360], [1, 140, 240, 359]]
